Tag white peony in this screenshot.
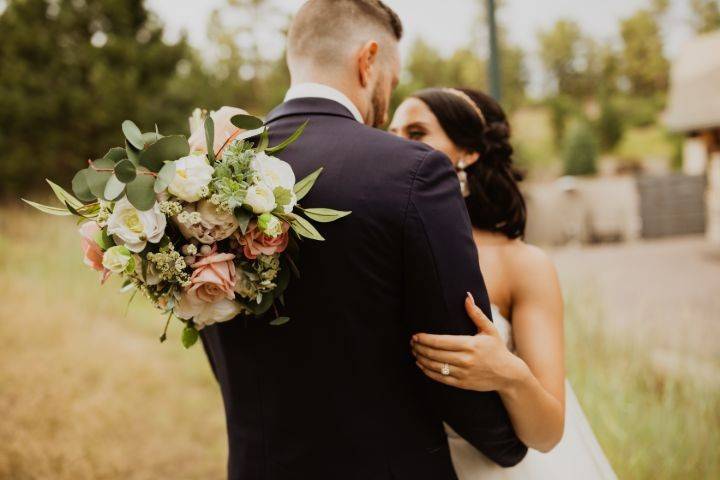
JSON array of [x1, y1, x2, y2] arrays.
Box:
[[168, 154, 214, 202], [106, 197, 166, 253], [173, 295, 242, 330], [244, 183, 276, 214], [251, 152, 296, 191], [175, 200, 239, 244]]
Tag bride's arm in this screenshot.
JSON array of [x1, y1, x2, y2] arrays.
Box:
[[412, 250, 565, 453]]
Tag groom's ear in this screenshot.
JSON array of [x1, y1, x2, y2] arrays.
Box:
[[357, 40, 379, 88]]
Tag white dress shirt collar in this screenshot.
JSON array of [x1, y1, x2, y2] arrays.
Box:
[[284, 83, 364, 123]]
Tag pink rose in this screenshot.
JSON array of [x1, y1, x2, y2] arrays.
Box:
[[235, 220, 289, 260], [78, 221, 110, 283], [173, 245, 241, 328], [187, 246, 237, 303], [188, 106, 248, 157]]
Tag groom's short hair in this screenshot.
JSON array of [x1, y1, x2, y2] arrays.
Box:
[[287, 0, 403, 70]]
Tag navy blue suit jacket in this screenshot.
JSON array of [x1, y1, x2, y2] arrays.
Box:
[[201, 98, 527, 480]]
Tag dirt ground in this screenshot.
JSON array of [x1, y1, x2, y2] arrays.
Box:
[[549, 235, 720, 360]]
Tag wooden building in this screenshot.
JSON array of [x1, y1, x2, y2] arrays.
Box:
[[664, 31, 720, 244]]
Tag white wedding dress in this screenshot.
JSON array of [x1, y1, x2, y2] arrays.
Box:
[[445, 306, 617, 480]]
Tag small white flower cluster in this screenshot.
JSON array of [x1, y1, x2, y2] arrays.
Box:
[[147, 244, 191, 287], [159, 200, 183, 217], [177, 210, 203, 226]]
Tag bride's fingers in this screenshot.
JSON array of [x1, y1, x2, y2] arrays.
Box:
[[414, 355, 465, 379], [465, 293, 500, 338], [412, 333, 471, 351], [416, 362, 461, 387], [412, 342, 467, 366]]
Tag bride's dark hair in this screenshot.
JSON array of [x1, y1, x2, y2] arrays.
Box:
[[412, 88, 526, 239]]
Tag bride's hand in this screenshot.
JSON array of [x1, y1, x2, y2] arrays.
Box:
[[411, 293, 528, 393]]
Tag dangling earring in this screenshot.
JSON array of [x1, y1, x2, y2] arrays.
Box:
[[456, 159, 470, 198]]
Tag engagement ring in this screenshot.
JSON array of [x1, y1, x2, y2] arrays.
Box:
[[441, 363, 451, 376]]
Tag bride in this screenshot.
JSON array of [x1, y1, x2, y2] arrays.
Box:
[[389, 88, 617, 479]]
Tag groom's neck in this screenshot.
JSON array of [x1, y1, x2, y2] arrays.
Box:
[[289, 73, 366, 122]]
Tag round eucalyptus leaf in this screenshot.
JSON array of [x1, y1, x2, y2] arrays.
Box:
[[122, 120, 145, 150], [103, 147, 127, 163], [125, 141, 140, 166], [86, 158, 114, 198], [71, 169, 95, 202], [154, 161, 176, 193], [142, 131, 163, 147], [104, 174, 126, 201], [231, 114, 264, 130], [126, 167, 157, 211], [114, 159, 137, 183], [139, 135, 190, 172]]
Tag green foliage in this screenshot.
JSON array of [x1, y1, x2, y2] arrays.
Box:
[[619, 9, 669, 96], [181, 324, 199, 349], [563, 121, 599, 176], [302, 208, 352, 223], [596, 98, 625, 152], [546, 95, 582, 148], [690, 0, 720, 33]]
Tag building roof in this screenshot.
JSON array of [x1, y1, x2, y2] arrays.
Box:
[[664, 31, 720, 132]]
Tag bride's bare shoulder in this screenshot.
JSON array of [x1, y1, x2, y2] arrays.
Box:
[[505, 242, 560, 295]]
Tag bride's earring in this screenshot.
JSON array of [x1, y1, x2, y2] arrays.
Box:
[[456, 159, 470, 198]]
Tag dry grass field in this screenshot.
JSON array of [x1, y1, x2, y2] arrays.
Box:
[[1, 206, 718, 479]]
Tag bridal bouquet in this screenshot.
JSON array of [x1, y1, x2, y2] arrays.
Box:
[[24, 107, 349, 347]]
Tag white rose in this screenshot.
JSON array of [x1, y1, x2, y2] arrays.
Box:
[[168, 154, 214, 202], [175, 200, 239, 244], [102, 245, 135, 274], [251, 152, 296, 191], [188, 106, 248, 155], [244, 183, 276, 214], [106, 197, 166, 253], [174, 294, 242, 330]]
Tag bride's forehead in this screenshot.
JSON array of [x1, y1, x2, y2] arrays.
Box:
[[393, 98, 437, 124]]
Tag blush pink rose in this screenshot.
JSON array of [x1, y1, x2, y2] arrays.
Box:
[[235, 220, 289, 260], [186, 246, 237, 303], [79, 221, 111, 283]]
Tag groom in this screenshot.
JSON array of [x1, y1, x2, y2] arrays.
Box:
[[200, 1, 527, 478]]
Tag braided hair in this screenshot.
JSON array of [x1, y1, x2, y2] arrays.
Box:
[[412, 88, 526, 239]]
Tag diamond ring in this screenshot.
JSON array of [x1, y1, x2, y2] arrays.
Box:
[[440, 363, 451, 376]]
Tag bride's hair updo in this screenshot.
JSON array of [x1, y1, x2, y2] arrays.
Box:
[[412, 88, 526, 239]]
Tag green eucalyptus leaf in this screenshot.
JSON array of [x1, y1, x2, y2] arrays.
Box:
[[86, 158, 114, 198], [46, 179, 83, 209], [234, 208, 252, 235], [114, 159, 137, 183], [126, 167, 157, 211], [103, 147, 127, 163], [72, 169, 96, 202], [290, 214, 324, 241], [139, 135, 189, 172], [125, 141, 140, 166], [205, 116, 215, 162], [269, 316, 290, 326], [104, 174, 126, 201], [142, 131, 163, 147], [293, 167, 323, 201], [302, 207, 352, 223], [266, 120, 308, 154], [154, 161, 176, 193], [64, 201, 92, 219], [231, 114, 264, 130], [181, 325, 199, 349], [122, 120, 145, 150], [21, 199, 72, 216], [250, 293, 274, 316]]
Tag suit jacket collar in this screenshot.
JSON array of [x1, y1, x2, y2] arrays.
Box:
[[266, 97, 358, 124]]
